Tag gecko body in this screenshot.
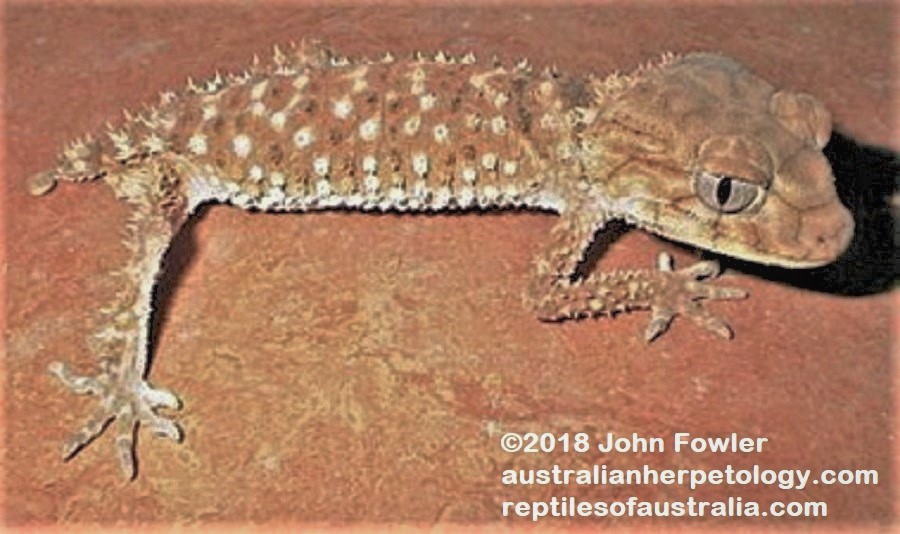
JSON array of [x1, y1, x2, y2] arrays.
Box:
[[28, 41, 853, 479]]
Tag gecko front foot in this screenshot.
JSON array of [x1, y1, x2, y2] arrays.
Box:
[[48, 359, 182, 479], [644, 252, 748, 342]]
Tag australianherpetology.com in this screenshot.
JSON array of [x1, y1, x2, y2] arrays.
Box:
[[27, 41, 853, 479]]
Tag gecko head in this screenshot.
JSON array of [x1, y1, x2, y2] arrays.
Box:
[[587, 53, 853, 268]]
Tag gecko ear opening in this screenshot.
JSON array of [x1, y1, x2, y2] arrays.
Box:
[[769, 91, 832, 150]]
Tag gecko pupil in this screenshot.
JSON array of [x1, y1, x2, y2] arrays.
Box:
[[716, 176, 733, 206]]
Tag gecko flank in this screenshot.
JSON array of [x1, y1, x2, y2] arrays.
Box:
[[28, 40, 853, 479]]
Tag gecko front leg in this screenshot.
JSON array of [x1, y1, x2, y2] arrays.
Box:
[[526, 211, 748, 341], [47, 159, 189, 479]]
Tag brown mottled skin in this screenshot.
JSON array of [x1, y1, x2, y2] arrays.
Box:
[[26, 41, 853, 479]]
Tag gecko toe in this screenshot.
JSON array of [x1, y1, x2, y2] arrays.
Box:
[[708, 286, 748, 301], [62, 406, 115, 460], [114, 416, 138, 480], [139, 381, 182, 410], [49, 361, 107, 396], [644, 306, 676, 342], [682, 301, 735, 339], [680, 260, 721, 279], [142, 410, 183, 441], [683, 280, 748, 301]]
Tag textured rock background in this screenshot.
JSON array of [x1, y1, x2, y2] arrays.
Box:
[[5, 2, 895, 527]]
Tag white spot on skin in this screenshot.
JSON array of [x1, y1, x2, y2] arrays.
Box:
[[251, 79, 269, 100], [351, 78, 368, 94], [502, 160, 518, 176], [412, 153, 429, 177], [141, 133, 165, 153], [109, 128, 131, 149], [538, 81, 554, 98], [293, 127, 314, 148], [333, 98, 354, 119], [503, 183, 520, 199], [259, 187, 286, 209], [404, 116, 421, 136], [250, 101, 267, 117], [419, 93, 437, 111], [490, 116, 507, 135], [292, 75, 309, 91], [202, 104, 217, 121], [493, 92, 509, 108], [465, 113, 482, 130], [330, 55, 351, 67], [540, 112, 560, 130], [270, 171, 286, 188], [362, 156, 378, 174], [364, 174, 380, 193], [389, 187, 405, 203], [359, 118, 380, 141], [410, 67, 426, 83], [459, 186, 475, 207], [433, 123, 449, 144], [284, 94, 302, 111], [469, 71, 489, 90], [482, 185, 499, 201], [461, 167, 477, 184], [434, 186, 451, 208], [270, 111, 287, 130], [412, 179, 428, 200], [313, 156, 330, 177], [316, 179, 331, 197], [481, 153, 497, 170], [232, 134, 252, 158], [108, 130, 131, 158], [248, 165, 264, 182]]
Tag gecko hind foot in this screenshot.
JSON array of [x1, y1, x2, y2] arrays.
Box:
[[644, 252, 748, 342], [48, 360, 182, 479]]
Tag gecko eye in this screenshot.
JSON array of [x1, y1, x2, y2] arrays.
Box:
[[694, 171, 761, 213]]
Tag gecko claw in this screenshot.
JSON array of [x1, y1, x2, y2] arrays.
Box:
[[645, 253, 747, 342], [49, 361, 182, 479], [644, 306, 676, 342]]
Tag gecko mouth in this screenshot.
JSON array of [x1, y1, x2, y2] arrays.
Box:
[[629, 196, 854, 269], [724, 201, 854, 268]]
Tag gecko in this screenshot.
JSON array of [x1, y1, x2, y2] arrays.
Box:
[[26, 40, 854, 479]]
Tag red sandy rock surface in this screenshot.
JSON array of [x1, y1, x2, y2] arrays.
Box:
[[4, 2, 894, 527]]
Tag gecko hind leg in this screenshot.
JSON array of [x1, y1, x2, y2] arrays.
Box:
[[49, 358, 182, 479], [46, 156, 194, 479]]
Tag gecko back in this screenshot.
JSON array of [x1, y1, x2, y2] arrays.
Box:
[[29, 40, 588, 218]]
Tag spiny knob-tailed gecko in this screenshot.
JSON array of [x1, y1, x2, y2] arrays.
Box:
[[27, 41, 853, 479]]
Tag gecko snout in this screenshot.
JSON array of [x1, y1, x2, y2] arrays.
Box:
[[797, 201, 854, 265]]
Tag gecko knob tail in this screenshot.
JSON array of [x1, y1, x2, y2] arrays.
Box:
[[27, 171, 58, 196]]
